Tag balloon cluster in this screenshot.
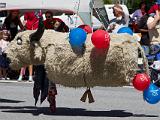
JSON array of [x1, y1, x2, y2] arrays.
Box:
[[69, 26, 160, 104], [117, 27, 160, 104], [69, 25, 110, 50], [132, 73, 160, 104]]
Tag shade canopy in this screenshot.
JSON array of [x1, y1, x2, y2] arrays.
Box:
[[0, 0, 93, 26]]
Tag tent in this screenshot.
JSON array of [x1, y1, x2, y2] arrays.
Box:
[[0, 0, 93, 26]]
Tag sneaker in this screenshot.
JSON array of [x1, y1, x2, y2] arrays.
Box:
[[1, 77, 5, 80], [17, 75, 23, 82], [5, 77, 10, 80], [28, 76, 33, 82], [28, 79, 34, 82]]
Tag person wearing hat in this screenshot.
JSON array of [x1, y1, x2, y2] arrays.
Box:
[[17, 11, 39, 82], [107, 4, 126, 33]]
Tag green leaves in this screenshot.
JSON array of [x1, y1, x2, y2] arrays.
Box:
[[103, 0, 142, 13]]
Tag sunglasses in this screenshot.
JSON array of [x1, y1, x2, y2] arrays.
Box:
[[46, 16, 52, 18]]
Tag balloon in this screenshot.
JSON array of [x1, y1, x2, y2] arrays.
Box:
[[143, 83, 160, 104], [69, 28, 87, 46], [78, 25, 92, 34], [91, 30, 110, 49], [117, 27, 133, 35], [132, 73, 150, 91]]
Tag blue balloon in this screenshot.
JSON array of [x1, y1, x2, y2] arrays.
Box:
[[143, 83, 160, 104], [117, 27, 133, 35], [69, 28, 87, 47]]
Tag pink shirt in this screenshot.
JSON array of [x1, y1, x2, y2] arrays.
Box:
[[0, 39, 9, 54]]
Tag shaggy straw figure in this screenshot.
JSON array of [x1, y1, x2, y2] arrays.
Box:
[[6, 30, 148, 87]]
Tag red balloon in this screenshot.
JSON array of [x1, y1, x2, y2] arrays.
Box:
[[132, 73, 150, 91], [78, 25, 92, 34], [91, 30, 110, 49]]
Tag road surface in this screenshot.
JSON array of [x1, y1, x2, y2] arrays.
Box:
[[0, 80, 160, 120]]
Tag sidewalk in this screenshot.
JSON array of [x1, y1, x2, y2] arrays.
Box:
[[0, 79, 34, 83]]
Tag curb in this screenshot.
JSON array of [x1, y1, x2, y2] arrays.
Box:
[[123, 86, 134, 88], [0, 80, 34, 83], [0, 80, 133, 88]]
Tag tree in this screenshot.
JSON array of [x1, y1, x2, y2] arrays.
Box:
[[103, 0, 142, 13], [103, 0, 112, 4]]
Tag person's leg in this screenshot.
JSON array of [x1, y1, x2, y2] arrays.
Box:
[[47, 81, 57, 112], [18, 67, 26, 81], [2, 68, 6, 78], [3, 68, 9, 80], [0, 67, 2, 79], [33, 65, 49, 105], [28, 65, 33, 81], [33, 65, 44, 105]]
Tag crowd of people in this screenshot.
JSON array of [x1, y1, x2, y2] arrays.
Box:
[[0, 10, 70, 112], [106, 0, 160, 71], [0, 0, 160, 80], [0, 10, 69, 81]]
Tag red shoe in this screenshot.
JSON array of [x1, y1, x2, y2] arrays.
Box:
[[48, 91, 56, 112]]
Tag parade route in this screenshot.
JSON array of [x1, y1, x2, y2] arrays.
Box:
[[0, 81, 160, 120], [0, 80, 33, 83]]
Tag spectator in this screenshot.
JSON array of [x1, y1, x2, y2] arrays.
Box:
[[132, 2, 147, 23], [17, 65, 33, 82], [147, 11, 160, 44], [17, 11, 38, 82], [43, 10, 69, 32], [3, 10, 24, 40], [0, 29, 10, 80], [23, 11, 39, 30], [107, 4, 126, 33], [138, 13, 150, 45]]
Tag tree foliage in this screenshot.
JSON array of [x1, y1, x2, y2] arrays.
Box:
[[103, 0, 142, 13], [103, 0, 112, 4], [104, 0, 142, 12], [103, 0, 156, 13]]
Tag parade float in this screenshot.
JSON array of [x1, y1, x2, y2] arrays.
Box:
[[1, 0, 160, 105]]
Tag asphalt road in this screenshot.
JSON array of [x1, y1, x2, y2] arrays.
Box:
[[0, 81, 160, 120]]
